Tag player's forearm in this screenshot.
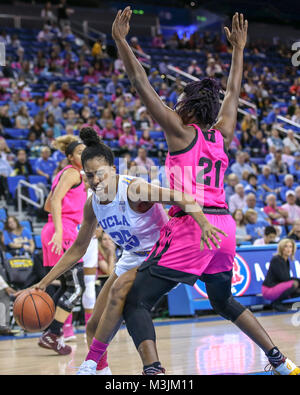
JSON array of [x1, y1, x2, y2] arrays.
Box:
[[114, 38, 148, 89], [226, 46, 244, 97], [50, 198, 63, 235]]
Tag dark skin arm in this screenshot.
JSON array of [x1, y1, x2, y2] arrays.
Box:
[[112, 7, 194, 152], [214, 13, 248, 148]]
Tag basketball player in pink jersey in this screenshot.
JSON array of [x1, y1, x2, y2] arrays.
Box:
[[79, 7, 299, 375], [38, 135, 86, 355]]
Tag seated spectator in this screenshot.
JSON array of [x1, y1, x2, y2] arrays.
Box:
[[91, 39, 104, 59], [0, 105, 13, 128], [41, 128, 55, 147], [100, 108, 115, 129], [43, 113, 61, 138], [291, 107, 300, 124], [281, 190, 300, 226], [287, 220, 300, 242], [283, 129, 300, 153], [187, 59, 203, 77], [229, 183, 247, 213], [118, 123, 137, 151], [35, 146, 57, 182], [258, 165, 279, 196], [64, 60, 80, 78], [253, 225, 277, 246], [118, 151, 132, 175], [82, 115, 102, 136], [264, 105, 281, 126], [0, 152, 12, 201], [15, 105, 32, 129], [29, 113, 46, 140], [249, 130, 268, 157], [12, 149, 33, 177], [262, 239, 300, 312], [244, 173, 265, 203], [138, 128, 155, 151], [134, 147, 155, 177], [102, 120, 118, 140], [230, 151, 254, 181], [245, 209, 270, 241], [282, 146, 295, 168], [264, 194, 288, 226], [266, 127, 284, 150], [26, 131, 42, 158], [267, 148, 288, 175], [58, 82, 79, 102], [152, 33, 165, 49], [289, 152, 300, 180], [65, 109, 78, 128], [37, 24, 54, 42], [106, 74, 124, 96], [97, 231, 116, 276], [83, 66, 99, 86], [45, 83, 64, 102], [0, 270, 17, 335], [135, 107, 154, 131], [233, 209, 252, 245], [243, 193, 270, 223], [0, 137, 15, 165], [280, 174, 296, 202], [46, 97, 63, 122], [2, 216, 35, 257], [296, 186, 300, 206], [225, 173, 239, 203], [206, 57, 223, 78]]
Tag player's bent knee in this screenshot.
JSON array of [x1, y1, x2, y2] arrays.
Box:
[[210, 295, 246, 321]]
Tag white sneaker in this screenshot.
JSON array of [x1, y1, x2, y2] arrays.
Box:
[[273, 358, 300, 375], [76, 360, 97, 375], [96, 366, 112, 375]]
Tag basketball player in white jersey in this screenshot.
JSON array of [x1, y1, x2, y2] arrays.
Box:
[[33, 127, 226, 374]]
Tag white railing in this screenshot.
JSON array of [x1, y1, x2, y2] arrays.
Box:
[[17, 180, 45, 217]]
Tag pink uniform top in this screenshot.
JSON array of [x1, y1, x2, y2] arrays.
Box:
[[48, 165, 86, 226], [165, 124, 229, 215]]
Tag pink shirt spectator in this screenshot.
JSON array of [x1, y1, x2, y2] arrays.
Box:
[[138, 138, 154, 150], [264, 205, 285, 225], [134, 156, 155, 172], [119, 133, 136, 150], [281, 203, 300, 225], [102, 127, 119, 140], [82, 123, 102, 136], [45, 90, 64, 101], [83, 74, 99, 84]]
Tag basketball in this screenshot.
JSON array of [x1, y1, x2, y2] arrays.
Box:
[[13, 289, 55, 332]]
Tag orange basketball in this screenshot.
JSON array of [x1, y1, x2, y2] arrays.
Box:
[[13, 289, 55, 332]]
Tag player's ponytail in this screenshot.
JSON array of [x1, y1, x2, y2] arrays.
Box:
[[80, 127, 115, 167], [175, 78, 220, 127]]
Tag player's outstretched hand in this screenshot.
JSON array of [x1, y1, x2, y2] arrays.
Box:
[[199, 219, 228, 251], [112, 6, 132, 41], [14, 282, 47, 298], [224, 12, 248, 50]]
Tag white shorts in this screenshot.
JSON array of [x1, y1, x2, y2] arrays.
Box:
[[115, 250, 149, 277], [83, 238, 98, 269]]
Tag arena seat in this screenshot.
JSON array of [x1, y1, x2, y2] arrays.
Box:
[[7, 176, 26, 198], [0, 208, 7, 222]]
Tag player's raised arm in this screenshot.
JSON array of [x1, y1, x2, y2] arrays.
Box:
[[127, 179, 227, 250], [112, 7, 187, 147], [214, 13, 248, 148], [33, 197, 98, 291]]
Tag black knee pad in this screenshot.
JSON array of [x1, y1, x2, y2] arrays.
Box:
[[57, 265, 85, 312], [209, 295, 246, 322]]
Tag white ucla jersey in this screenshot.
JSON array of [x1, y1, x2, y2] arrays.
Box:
[[91, 175, 168, 253]]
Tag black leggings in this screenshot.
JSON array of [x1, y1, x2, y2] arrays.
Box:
[[123, 267, 246, 350]]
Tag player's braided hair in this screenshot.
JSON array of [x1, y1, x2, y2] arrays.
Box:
[[174, 78, 220, 127], [80, 127, 115, 167]]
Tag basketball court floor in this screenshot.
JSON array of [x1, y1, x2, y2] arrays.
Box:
[[0, 310, 299, 375]]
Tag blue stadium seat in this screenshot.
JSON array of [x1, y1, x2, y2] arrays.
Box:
[[28, 175, 48, 185], [20, 220, 32, 234], [5, 140, 28, 151], [4, 128, 29, 139], [0, 222, 4, 231], [0, 208, 7, 221], [7, 176, 26, 198], [34, 234, 42, 249]]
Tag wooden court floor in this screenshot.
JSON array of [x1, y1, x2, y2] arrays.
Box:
[[0, 311, 299, 375]]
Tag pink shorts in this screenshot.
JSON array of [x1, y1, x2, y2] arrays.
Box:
[[262, 281, 295, 301], [144, 210, 236, 281], [41, 220, 80, 267]]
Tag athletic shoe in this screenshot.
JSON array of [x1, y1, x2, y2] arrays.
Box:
[[76, 360, 97, 375], [63, 324, 77, 342], [142, 366, 166, 375], [272, 358, 300, 375], [96, 366, 112, 375], [38, 331, 72, 355]]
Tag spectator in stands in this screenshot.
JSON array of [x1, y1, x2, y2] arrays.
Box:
[[206, 57, 223, 78], [43, 113, 61, 138], [57, 0, 74, 28], [295, 186, 300, 207], [91, 38, 103, 59], [267, 127, 284, 151], [12, 149, 33, 177], [2, 216, 35, 257], [59, 82, 79, 102], [245, 209, 270, 241], [0, 105, 13, 128], [130, 36, 144, 54], [225, 173, 239, 203], [281, 190, 300, 226], [243, 193, 270, 223], [233, 209, 252, 246], [8, 93, 23, 118], [264, 105, 281, 126], [83, 66, 99, 86], [82, 115, 101, 136], [118, 122, 137, 152], [262, 238, 300, 312], [0, 149, 12, 202], [102, 119, 118, 140], [249, 130, 268, 157], [283, 129, 300, 153], [258, 165, 279, 196], [41, 1, 57, 25], [289, 77, 300, 96], [151, 33, 165, 49], [291, 107, 300, 124], [35, 146, 57, 182], [65, 109, 78, 128], [37, 25, 54, 43], [15, 106, 31, 129], [29, 113, 46, 139], [134, 147, 155, 175], [230, 151, 254, 181], [289, 152, 300, 180], [138, 128, 155, 151], [187, 60, 203, 77], [106, 74, 124, 95], [253, 226, 277, 246], [45, 83, 64, 102], [135, 107, 154, 131], [267, 148, 288, 175], [264, 193, 288, 226], [0, 269, 16, 335], [282, 146, 295, 168], [229, 184, 247, 213], [287, 220, 300, 242], [279, 174, 296, 202], [97, 231, 116, 276]]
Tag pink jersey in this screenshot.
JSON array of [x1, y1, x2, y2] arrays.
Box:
[[165, 124, 228, 215], [48, 165, 86, 226]]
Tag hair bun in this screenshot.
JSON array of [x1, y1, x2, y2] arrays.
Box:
[[80, 127, 101, 147]]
